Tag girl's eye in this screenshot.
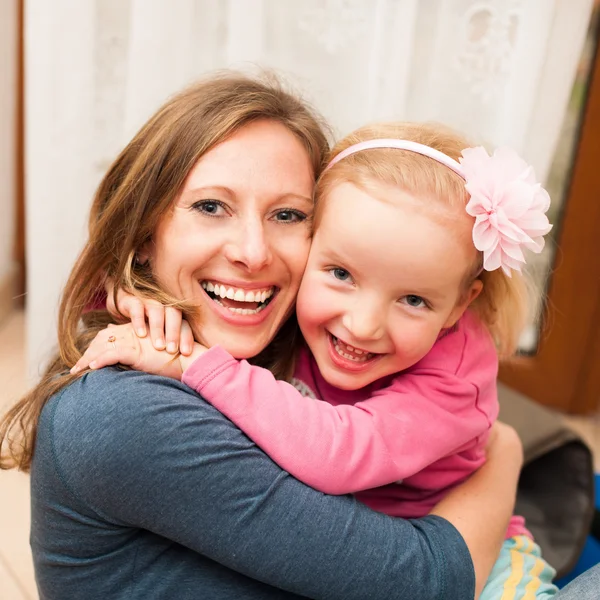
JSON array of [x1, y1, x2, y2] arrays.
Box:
[[402, 295, 427, 309], [331, 267, 352, 282], [273, 209, 307, 223], [192, 200, 227, 216]]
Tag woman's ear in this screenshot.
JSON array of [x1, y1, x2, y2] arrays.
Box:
[[444, 279, 484, 329], [135, 241, 152, 267]]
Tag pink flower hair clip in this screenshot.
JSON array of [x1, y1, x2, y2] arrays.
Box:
[[325, 139, 553, 277], [460, 146, 553, 277]]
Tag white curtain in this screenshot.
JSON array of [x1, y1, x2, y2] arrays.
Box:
[[25, 0, 594, 376]]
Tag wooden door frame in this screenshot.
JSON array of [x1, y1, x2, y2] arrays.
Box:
[[499, 33, 600, 414], [14, 0, 25, 304]]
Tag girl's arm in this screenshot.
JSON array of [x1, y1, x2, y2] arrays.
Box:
[[73, 326, 489, 495], [180, 346, 488, 494]]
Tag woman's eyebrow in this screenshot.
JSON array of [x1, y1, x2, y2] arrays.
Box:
[[280, 193, 313, 205], [184, 185, 235, 198]]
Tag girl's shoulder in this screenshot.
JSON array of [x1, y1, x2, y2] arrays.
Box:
[[414, 311, 497, 376]]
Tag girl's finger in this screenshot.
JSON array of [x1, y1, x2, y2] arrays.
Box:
[[71, 329, 118, 373], [179, 320, 194, 356], [164, 307, 183, 354], [146, 303, 166, 350], [127, 298, 147, 338]]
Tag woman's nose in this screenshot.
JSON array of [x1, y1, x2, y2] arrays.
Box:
[[224, 216, 273, 272]]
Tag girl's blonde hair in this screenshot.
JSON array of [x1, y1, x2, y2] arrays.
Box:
[[315, 121, 530, 359], [1, 71, 330, 472]]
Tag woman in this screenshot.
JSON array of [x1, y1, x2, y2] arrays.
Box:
[[1, 72, 528, 599]]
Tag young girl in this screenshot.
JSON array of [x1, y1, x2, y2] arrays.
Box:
[[76, 122, 557, 598]]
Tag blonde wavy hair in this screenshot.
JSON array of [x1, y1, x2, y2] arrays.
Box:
[[315, 121, 531, 359], [1, 71, 330, 472]]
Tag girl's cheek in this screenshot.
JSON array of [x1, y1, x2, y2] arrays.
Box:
[[297, 287, 336, 328]]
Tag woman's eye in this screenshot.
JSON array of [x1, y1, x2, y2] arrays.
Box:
[[273, 209, 306, 223], [193, 200, 226, 216], [331, 268, 352, 282], [402, 295, 427, 309]]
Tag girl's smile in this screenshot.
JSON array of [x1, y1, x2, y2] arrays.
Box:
[[297, 181, 481, 390]]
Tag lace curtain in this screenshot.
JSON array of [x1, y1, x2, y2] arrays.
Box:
[[25, 0, 594, 374]]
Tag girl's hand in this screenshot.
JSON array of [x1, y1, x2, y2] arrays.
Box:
[[105, 279, 194, 355], [70, 323, 205, 380]]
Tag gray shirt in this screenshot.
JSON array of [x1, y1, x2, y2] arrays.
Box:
[[31, 367, 474, 599]]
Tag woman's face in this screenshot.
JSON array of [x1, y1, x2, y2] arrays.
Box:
[[148, 119, 315, 359]]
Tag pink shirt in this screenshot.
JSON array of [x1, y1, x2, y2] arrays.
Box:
[[183, 310, 527, 538]]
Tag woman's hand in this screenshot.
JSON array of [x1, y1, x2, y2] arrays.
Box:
[[430, 421, 523, 599], [70, 323, 207, 380], [485, 421, 524, 465], [105, 279, 194, 355]]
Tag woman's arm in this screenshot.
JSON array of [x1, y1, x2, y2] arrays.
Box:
[[431, 422, 523, 600], [47, 369, 493, 600]]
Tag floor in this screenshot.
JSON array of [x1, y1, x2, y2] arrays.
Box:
[[0, 310, 598, 600]]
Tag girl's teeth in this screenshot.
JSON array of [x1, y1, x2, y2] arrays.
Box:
[[245, 291, 255, 302], [332, 337, 372, 362], [225, 287, 235, 299], [234, 289, 245, 301], [206, 282, 214, 292]]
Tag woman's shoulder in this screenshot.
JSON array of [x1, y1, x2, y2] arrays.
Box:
[[47, 368, 200, 430], [34, 368, 241, 518], [38, 368, 225, 481]]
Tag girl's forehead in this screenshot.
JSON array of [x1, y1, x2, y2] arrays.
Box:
[[314, 182, 476, 287]]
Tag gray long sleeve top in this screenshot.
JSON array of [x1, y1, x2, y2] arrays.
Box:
[[30, 368, 475, 599]]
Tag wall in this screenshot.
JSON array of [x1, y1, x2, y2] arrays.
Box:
[[0, 0, 17, 325]]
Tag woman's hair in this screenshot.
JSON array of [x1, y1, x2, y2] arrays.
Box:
[[1, 71, 330, 471], [315, 121, 530, 359]]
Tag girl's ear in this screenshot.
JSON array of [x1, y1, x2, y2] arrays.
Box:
[[444, 279, 483, 329]]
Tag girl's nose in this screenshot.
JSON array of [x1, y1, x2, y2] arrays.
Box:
[[341, 301, 386, 342]]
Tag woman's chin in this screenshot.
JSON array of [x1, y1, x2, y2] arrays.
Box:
[[217, 339, 268, 360], [195, 328, 272, 360]]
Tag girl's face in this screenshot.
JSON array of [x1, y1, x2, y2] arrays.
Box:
[[296, 181, 481, 390], [148, 119, 315, 359]]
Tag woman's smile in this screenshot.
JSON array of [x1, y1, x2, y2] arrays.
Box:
[[148, 119, 315, 359], [200, 280, 277, 315]]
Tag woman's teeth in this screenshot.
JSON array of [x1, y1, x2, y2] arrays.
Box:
[[332, 335, 375, 362], [201, 281, 274, 304], [201, 281, 275, 315]]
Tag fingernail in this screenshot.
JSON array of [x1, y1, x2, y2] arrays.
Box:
[[167, 342, 177, 354], [155, 338, 165, 349], [181, 344, 190, 356], [70, 365, 80, 374], [137, 328, 147, 337], [89, 361, 97, 370]]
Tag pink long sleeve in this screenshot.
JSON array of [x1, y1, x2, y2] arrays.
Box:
[[182, 342, 494, 495]]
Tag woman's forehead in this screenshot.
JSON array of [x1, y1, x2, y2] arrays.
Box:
[[181, 120, 315, 199]]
